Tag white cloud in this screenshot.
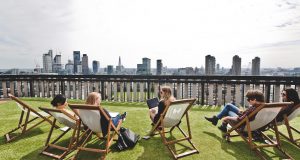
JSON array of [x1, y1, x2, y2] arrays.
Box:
[[0, 0, 300, 69]]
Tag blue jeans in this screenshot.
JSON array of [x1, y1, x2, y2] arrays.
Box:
[[112, 115, 122, 127], [217, 103, 239, 119]]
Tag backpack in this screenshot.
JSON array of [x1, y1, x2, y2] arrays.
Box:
[[116, 127, 140, 151]]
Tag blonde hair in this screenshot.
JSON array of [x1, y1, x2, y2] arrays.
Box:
[[86, 92, 101, 105]]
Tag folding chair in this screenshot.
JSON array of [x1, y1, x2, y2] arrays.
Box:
[[225, 102, 293, 160], [4, 94, 58, 142], [147, 99, 199, 159], [273, 104, 300, 148], [39, 107, 86, 159], [68, 104, 122, 159]]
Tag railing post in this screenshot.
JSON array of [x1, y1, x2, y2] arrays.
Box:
[[61, 80, 65, 95], [201, 83, 204, 106], [101, 81, 105, 101], [265, 83, 271, 103], [147, 81, 150, 100]]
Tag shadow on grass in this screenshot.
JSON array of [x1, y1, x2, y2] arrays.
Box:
[[20, 136, 81, 160], [203, 131, 257, 159], [0, 128, 44, 145], [137, 136, 172, 160]]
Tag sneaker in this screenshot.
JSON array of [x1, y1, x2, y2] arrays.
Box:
[[204, 116, 219, 126], [121, 112, 127, 121], [218, 125, 227, 133]]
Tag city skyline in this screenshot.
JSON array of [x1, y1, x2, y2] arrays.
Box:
[[0, 0, 300, 69]]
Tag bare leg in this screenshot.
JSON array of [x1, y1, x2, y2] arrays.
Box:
[[149, 107, 158, 122]]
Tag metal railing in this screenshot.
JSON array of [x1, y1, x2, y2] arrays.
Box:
[[1, 75, 299, 106]]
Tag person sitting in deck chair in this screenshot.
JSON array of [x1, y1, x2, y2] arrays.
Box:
[[51, 94, 76, 117], [85, 92, 126, 137], [149, 86, 176, 125], [205, 90, 265, 132], [276, 88, 300, 122]]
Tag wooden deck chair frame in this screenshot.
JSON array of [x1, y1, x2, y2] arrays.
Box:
[[68, 104, 122, 159], [272, 104, 300, 149], [39, 107, 87, 159], [148, 99, 199, 159], [4, 94, 58, 142], [225, 102, 293, 160]]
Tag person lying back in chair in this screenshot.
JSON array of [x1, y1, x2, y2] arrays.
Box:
[[85, 92, 126, 137], [276, 88, 300, 122], [51, 94, 77, 117], [148, 86, 176, 125], [205, 90, 265, 132]]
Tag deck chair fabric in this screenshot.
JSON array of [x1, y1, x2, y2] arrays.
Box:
[[4, 94, 57, 143], [148, 99, 199, 160], [68, 104, 122, 159], [39, 107, 85, 159], [226, 102, 293, 160], [273, 104, 300, 148]]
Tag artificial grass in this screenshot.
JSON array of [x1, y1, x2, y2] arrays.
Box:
[[0, 98, 299, 160]]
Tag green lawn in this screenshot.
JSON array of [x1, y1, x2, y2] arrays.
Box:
[[0, 98, 299, 160]]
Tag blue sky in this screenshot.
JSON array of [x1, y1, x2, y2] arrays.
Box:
[[0, 0, 300, 69]]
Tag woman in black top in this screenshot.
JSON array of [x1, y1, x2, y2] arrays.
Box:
[[149, 86, 175, 124], [276, 88, 300, 122]]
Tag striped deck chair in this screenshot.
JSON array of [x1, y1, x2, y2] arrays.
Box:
[[273, 104, 300, 148], [4, 94, 57, 142], [147, 99, 199, 160], [68, 104, 122, 159], [39, 107, 86, 159], [225, 102, 293, 160]]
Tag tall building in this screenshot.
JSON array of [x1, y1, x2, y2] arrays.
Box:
[[77, 62, 82, 74], [137, 57, 151, 75], [53, 54, 62, 73], [205, 55, 215, 75], [107, 65, 114, 75], [116, 56, 124, 74], [92, 60, 100, 74], [73, 51, 81, 74], [82, 54, 89, 75], [232, 55, 241, 75], [65, 60, 74, 75], [156, 59, 162, 75], [42, 51, 52, 73], [252, 57, 260, 75]]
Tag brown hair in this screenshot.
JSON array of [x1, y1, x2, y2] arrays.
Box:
[[246, 90, 265, 102], [160, 86, 175, 106], [86, 92, 101, 105]]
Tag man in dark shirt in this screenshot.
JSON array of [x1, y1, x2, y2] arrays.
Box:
[[217, 90, 264, 132]]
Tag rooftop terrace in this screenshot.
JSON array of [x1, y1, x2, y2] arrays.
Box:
[[0, 98, 300, 159]]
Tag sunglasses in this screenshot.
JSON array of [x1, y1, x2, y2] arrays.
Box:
[[281, 93, 286, 96]]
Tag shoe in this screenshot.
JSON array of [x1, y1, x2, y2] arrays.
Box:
[[218, 125, 227, 133], [205, 116, 218, 126], [121, 112, 127, 121]]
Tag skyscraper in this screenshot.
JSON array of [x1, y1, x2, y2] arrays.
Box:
[[107, 65, 114, 75], [252, 57, 260, 75], [82, 54, 89, 75], [137, 57, 151, 75], [232, 55, 241, 75], [156, 59, 162, 75], [42, 51, 52, 73], [53, 54, 62, 73], [92, 60, 100, 74], [65, 60, 74, 75], [73, 51, 80, 74], [205, 55, 215, 75], [116, 56, 124, 74]]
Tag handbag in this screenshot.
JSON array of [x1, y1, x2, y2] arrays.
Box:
[[117, 127, 140, 151]]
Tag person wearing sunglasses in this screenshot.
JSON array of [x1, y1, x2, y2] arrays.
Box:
[[205, 90, 265, 132], [149, 86, 176, 124], [276, 88, 300, 122]]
